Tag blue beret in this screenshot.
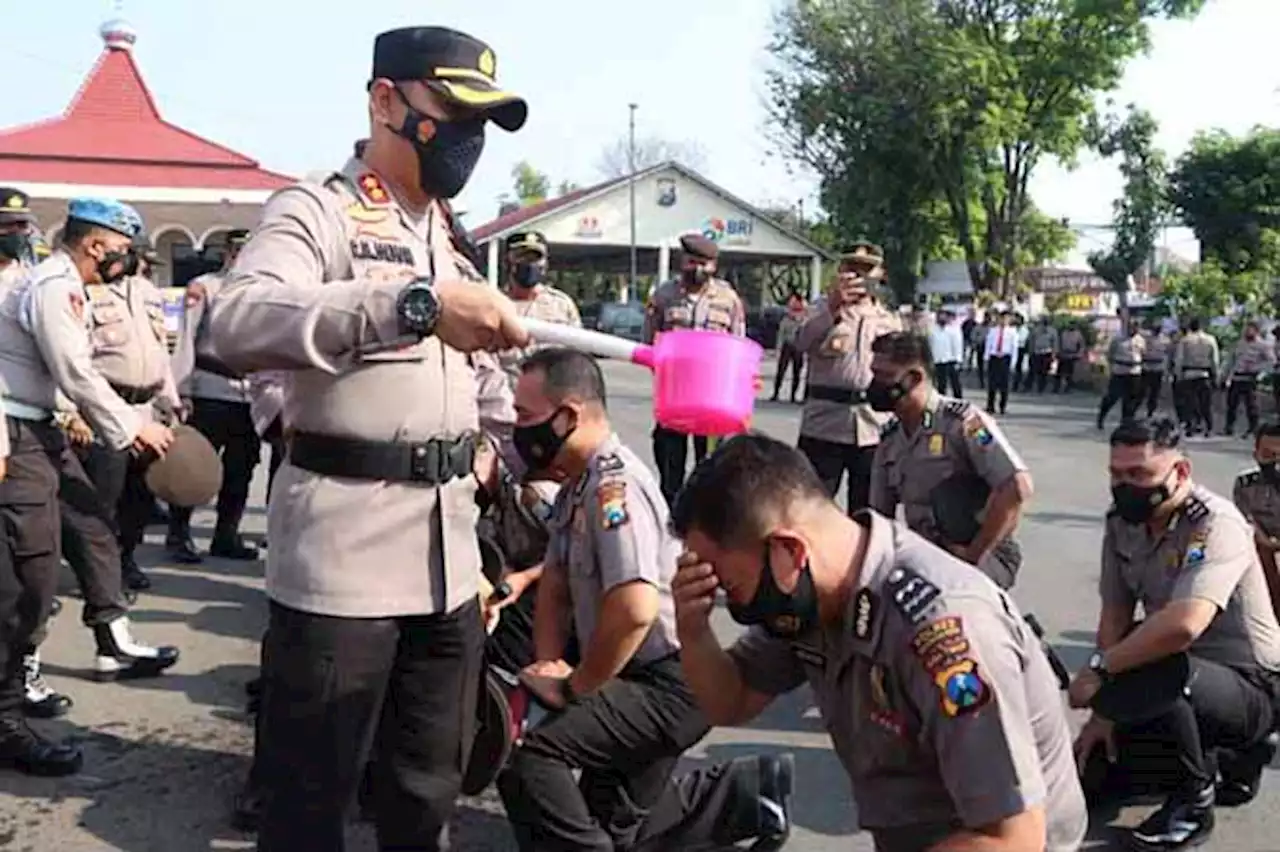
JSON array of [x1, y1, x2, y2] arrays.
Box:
[[67, 198, 143, 238]]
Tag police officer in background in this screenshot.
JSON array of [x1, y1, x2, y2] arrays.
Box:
[[1174, 317, 1219, 437], [644, 233, 746, 504], [1232, 421, 1280, 622], [1224, 319, 1272, 438], [867, 332, 1033, 590], [1097, 317, 1145, 430], [498, 348, 792, 852], [1070, 416, 1280, 849], [1055, 319, 1087, 393], [1025, 315, 1058, 394], [1140, 319, 1171, 417], [794, 241, 901, 512], [205, 26, 531, 851], [0, 188, 36, 288], [168, 228, 261, 563], [669, 435, 1087, 852], [497, 230, 581, 381]]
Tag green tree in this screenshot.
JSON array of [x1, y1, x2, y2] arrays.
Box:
[[1087, 107, 1167, 313], [556, 179, 581, 197], [1167, 127, 1280, 273], [511, 161, 551, 206], [768, 0, 1205, 297], [1156, 261, 1273, 342]]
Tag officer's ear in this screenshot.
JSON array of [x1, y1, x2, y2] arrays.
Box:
[[368, 78, 401, 126], [766, 531, 810, 586]]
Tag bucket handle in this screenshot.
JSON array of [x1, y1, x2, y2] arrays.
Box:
[[521, 318, 652, 366]]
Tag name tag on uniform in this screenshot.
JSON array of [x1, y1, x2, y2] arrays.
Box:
[[350, 240, 415, 265], [928, 434, 944, 456]]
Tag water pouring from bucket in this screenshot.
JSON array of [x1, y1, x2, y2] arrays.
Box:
[[521, 318, 763, 436]]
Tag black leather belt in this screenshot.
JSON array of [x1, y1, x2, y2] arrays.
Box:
[[110, 382, 162, 405], [195, 354, 245, 380], [805, 385, 866, 405], [1233, 372, 1259, 380], [289, 431, 477, 485]]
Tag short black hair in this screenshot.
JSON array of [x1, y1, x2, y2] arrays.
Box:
[[1255, 422, 1280, 444], [670, 433, 829, 548], [520, 347, 607, 408], [1110, 415, 1182, 451], [1186, 317, 1201, 332], [61, 217, 99, 247], [871, 331, 934, 378]]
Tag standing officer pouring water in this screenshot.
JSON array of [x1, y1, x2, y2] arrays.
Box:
[[205, 26, 530, 852]]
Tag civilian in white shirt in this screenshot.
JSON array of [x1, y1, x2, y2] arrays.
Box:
[[984, 310, 1019, 414], [928, 308, 965, 397]]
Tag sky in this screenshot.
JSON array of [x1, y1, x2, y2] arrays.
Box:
[[1, 0, 1276, 268]]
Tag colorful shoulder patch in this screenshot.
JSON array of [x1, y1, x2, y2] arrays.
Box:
[[909, 616, 989, 717], [962, 415, 994, 448], [1183, 530, 1208, 568], [68, 290, 85, 322], [596, 479, 630, 530], [935, 658, 990, 717], [357, 172, 391, 206]]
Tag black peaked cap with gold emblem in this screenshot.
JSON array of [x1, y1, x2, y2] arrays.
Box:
[[372, 27, 528, 132], [0, 187, 34, 225], [505, 231, 548, 257]]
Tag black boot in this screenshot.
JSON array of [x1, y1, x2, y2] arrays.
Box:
[[1216, 732, 1278, 807], [92, 617, 180, 682], [245, 676, 261, 715], [121, 553, 151, 591], [0, 713, 82, 776], [751, 753, 794, 851], [1127, 783, 1215, 850], [21, 651, 72, 719], [231, 778, 264, 831], [210, 534, 259, 561], [166, 536, 203, 565]]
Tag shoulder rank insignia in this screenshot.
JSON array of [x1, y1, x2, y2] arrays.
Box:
[[1183, 497, 1210, 524], [356, 172, 390, 206], [852, 588, 877, 640], [942, 399, 971, 418], [886, 567, 942, 626], [880, 418, 901, 439], [1239, 469, 1262, 487], [596, 480, 630, 530], [596, 453, 626, 476]]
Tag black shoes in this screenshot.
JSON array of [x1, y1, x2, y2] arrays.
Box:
[[210, 536, 259, 561], [1127, 784, 1215, 850], [751, 752, 794, 851], [122, 554, 152, 591], [231, 781, 264, 832], [21, 651, 72, 719], [92, 618, 180, 682], [0, 714, 82, 776], [167, 537, 203, 565], [245, 677, 261, 715], [1216, 732, 1278, 807]]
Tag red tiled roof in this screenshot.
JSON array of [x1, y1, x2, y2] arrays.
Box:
[[0, 23, 292, 191], [470, 174, 629, 241]]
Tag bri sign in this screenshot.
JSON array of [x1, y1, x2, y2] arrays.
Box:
[[700, 216, 753, 246]]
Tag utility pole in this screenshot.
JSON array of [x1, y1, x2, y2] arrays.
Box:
[[628, 103, 638, 303]]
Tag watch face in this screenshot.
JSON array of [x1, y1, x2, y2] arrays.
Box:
[[400, 283, 438, 332], [1088, 652, 1104, 671]]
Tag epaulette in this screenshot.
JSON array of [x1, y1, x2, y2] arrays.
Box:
[[941, 399, 972, 419], [596, 453, 626, 476], [1238, 468, 1262, 487], [1183, 496, 1210, 524], [880, 418, 901, 439], [885, 566, 942, 627]]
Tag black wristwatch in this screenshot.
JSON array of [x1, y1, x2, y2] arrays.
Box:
[[396, 276, 440, 338], [1087, 651, 1110, 679], [558, 676, 577, 705]]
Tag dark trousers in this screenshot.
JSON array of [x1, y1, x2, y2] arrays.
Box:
[[1181, 376, 1214, 434], [1098, 373, 1142, 426], [986, 355, 1012, 413], [797, 435, 874, 513], [1013, 349, 1028, 390], [1084, 656, 1275, 801], [263, 418, 286, 506], [255, 598, 484, 852], [70, 442, 152, 560], [1140, 370, 1165, 417], [1054, 356, 1080, 393], [771, 344, 804, 401], [652, 427, 710, 506], [934, 361, 962, 398], [1226, 376, 1260, 434], [1028, 353, 1053, 393], [975, 349, 986, 388], [169, 398, 260, 544], [497, 658, 757, 852]]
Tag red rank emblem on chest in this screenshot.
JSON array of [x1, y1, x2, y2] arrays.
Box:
[[358, 173, 390, 206]]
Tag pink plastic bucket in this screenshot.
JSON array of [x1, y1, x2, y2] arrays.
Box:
[[521, 319, 763, 435]]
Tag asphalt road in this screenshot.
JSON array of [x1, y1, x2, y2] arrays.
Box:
[[2, 361, 1278, 851]]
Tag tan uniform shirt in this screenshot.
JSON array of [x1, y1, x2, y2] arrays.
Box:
[[497, 284, 581, 381], [172, 271, 251, 403], [1233, 468, 1280, 541], [775, 313, 803, 350], [0, 260, 28, 457], [642, 276, 746, 342], [1230, 338, 1273, 378], [83, 276, 180, 421], [1057, 328, 1085, 357], [204, 156, 516, 618], [546, 433, 679, 662], [795, 300, 902, 447], [1174, 331, 1219, 380], [1101, 486, 1280, 671], [0, 251, 140, 450], [870, 396, 1025, 558], [1107, 333, 1145, 376], [1028, 325, 1058, 355], [1141, 331, 1170, 371], [729, 512, 1086, 851]]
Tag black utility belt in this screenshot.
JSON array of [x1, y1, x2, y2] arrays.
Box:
[[1232, 372, 1259, 381], [110, 382, 162, 405], [806, 385, 866, 405], [289, 431, 477, 486]]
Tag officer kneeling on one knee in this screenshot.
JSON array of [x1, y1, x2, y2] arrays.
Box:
[[670, 434, 1088, 852], [1069, 415, 1280, 851], [866, 331, 1032, 591], [499, 347, 793, 852]]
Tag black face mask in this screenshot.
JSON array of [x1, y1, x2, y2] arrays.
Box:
[[867, 371, 920, 412], [392, 88, 486, 199], [1111, 472, 1175, 524], [96, 249, 134, 284], [0, 233, 28, 261], [513, 263, 543, 288], [513, 408, 574, 472], [1260, 461, 1280, 486], [682, 267, 709, 286], [727, 543, 820, 639]]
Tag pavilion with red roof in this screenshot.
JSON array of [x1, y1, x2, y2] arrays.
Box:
[[0, 17, 293, 286]]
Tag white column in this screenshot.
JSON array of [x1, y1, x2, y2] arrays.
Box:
[[657, 242, 671, 289], [486, 239, 500, 287], [809, 254, 823, 300]]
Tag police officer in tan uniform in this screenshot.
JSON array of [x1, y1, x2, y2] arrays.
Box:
[[1232, 422, 1280, 622], [1055, 320, 1087, 393], [498, 348, 792, 851], [0, 188, 36, 286], [1070, 416, 1280, 849], [203, 27, 532, 851], [1224, 320, 1272, 437], [794, 241, 901, 512], [497, 230, 580, 381], [867, 332, 1033, 590], [669, 434, 1087, 852], [1097, 317, 1146, 429], [1140, 320, 1171, 417], [643, 232, 745, 504], [167, 228, 261, 563], [1173, 317, 1219, 436], [1026, 315, 1058, 394]]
